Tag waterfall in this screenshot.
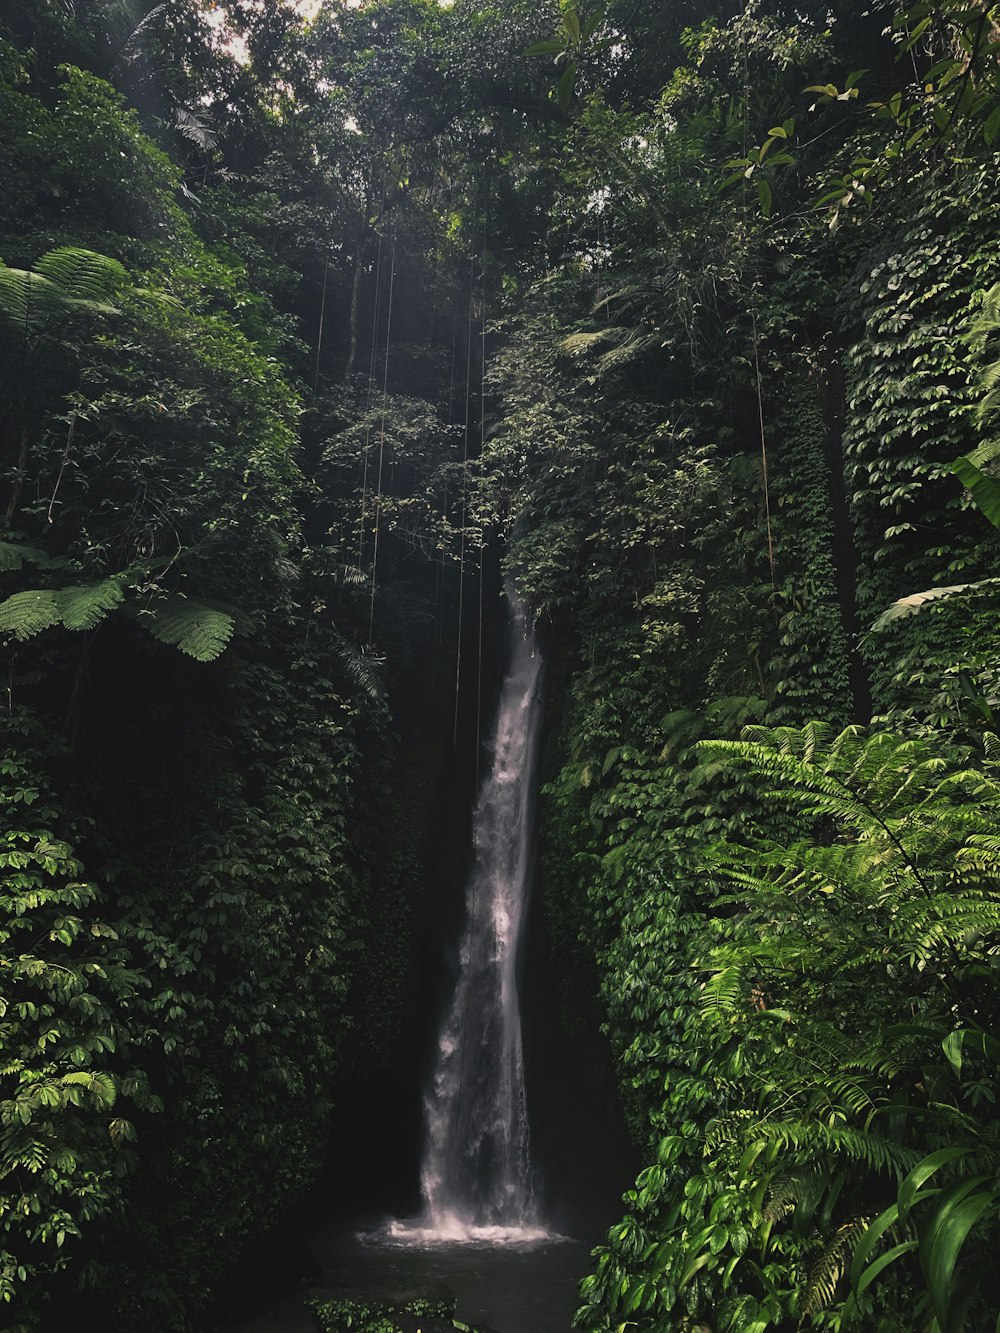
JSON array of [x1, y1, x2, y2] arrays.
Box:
[[395, 588, 547, 1244]]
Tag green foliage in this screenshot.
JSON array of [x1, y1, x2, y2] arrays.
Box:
[[576, 725, 1000, 1332], [0, 719, 156, 1331], [308, 1291, 465, 1333]]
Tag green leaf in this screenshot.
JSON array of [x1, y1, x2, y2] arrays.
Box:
[[870, 580, 1000, 631], [919, 1180, 996, 1328], [850, 1203, 900, 1291], [757, 178, 773, 215], [525, 38, 565, 56], [899, 1148, 970, 1226], [856, 1239, 918, 1295], [561, 7, 581, 44], [952, 453, 1000, 529], [557, 62, 577, 111], [942, 1030, 964, 1078], [582, 9, 603, 42]]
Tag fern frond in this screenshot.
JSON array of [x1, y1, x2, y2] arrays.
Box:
[[870, 581, 1000, 631], [174, 105, 218, 150], [0, 578, 125, 638], [0, 247, 127, 338], [333, 563, 368, 588], [597, 332, 661, 373], [116, 0, 169, 62], [0, 267, 62, 333], [33, 246, 127, 311], [763, 1165, 828, 1223], [561, 328, 623, 355], [700, 964, 744, 1016], [138, 596, 238, 662], [0, 589, 61, 639], [56, 579, 124, 631], [0, 542, 49, 572], [801, 1218, 872, 1316], [756, 1121, 918, 1178], [971, 282, 1000, 341], [333, 637, 386, 705], [966, 437, 1000, 469]]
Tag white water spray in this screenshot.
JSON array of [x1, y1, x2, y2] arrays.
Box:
[[391, 589, 547, 1246]]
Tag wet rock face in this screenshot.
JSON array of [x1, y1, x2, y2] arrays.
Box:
[[307, 1284, 499, 1333]]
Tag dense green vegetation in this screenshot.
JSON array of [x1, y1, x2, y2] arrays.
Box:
[[2, 1, 1000, 1331], [309, 1289, 490, 1332]]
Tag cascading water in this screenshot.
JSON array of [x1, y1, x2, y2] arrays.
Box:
[[391, 588, 548, 1244]]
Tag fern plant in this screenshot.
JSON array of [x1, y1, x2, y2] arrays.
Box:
[[0, 247, 127, 338], [683, 724, 1000, 1329], [0, 563, 244, 663]]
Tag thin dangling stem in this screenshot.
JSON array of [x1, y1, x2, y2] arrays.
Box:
[[750, 301, 776, 590], [453, 209, 477, 749], [369, 214, 397, 641], [313, 257, 329, 392], [476, 219, 488, 783], [740, 6, 775, 591], [431, 311, 459, 707], [358, 176, 388, 568]]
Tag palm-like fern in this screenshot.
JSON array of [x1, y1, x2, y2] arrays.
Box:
[[0, 247, 127, 340]]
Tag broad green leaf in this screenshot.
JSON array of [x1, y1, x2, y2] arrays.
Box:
[[899, 1147, 970, 1225], [582, 10, 603, 42], [525, 38, 565, 56], [919, 1181, 996, 1328], [557, 62, 577, 111], [561, 7, 581, 44], [870, 580, 1000, 631], [952, 453, 1000, 529], [850, 1203, 900, 1290], [856, 1239, 918, 1295]]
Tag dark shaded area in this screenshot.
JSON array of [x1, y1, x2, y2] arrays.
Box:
[[521, 876, 638, 1242]]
